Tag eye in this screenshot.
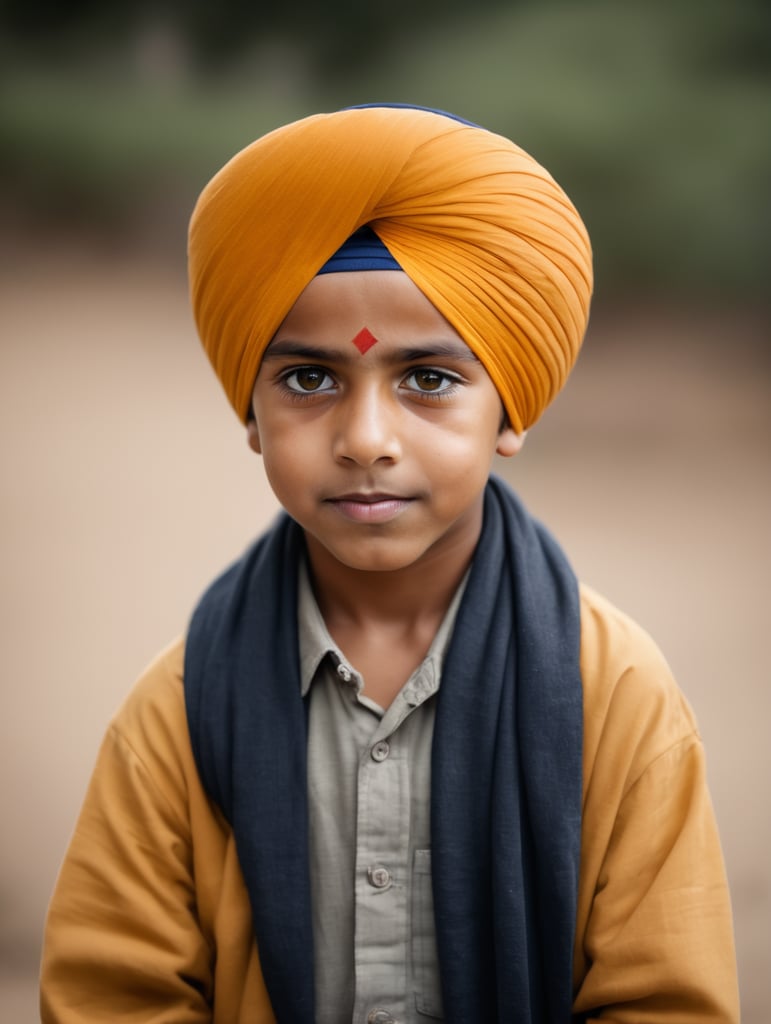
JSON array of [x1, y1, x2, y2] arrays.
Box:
[[283, 367, 335, 393], [403, 368, 459, 394]]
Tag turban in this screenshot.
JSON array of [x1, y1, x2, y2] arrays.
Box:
[[188, 105, 593, 434]]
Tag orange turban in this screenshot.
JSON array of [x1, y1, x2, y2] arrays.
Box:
[[188, 105, 592, 433]]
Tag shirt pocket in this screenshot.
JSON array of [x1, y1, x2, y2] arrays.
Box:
[[411, 848, 444, 1020]]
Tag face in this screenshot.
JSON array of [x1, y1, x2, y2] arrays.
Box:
[[248, 271, 522, 577]]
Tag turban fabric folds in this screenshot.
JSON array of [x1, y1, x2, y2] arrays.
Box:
[[188, 105, 593, 434]]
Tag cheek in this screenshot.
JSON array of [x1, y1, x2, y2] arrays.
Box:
[[259, 456, 306, 518], [423, 416, 500, 466], [253, 410, 306, 460], [259, 425, 320, 489], [261, 443, 301, 483]]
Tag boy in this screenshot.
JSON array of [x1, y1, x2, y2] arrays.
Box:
[[41, 105, 740, 1022]]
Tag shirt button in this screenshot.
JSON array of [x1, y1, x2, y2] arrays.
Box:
[[367, 1010, 397, 1024], [371, 740, 390, 762], [367, 864, 391, 888], [336, 662, 352, 682]]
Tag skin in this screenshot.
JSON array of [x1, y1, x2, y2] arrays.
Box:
[[248, 270, 523, 705]]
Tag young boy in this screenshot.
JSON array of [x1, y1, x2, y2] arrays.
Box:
[[40, 105, 740, 1023]]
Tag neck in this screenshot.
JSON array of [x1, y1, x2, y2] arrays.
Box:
[[305, 519, 480, 631]]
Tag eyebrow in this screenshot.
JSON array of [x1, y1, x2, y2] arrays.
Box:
[[262, 338, 480, 364]]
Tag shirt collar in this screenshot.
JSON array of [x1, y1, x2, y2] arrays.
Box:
[[297, 557, 469, 699], [297, 558, 339, 697]]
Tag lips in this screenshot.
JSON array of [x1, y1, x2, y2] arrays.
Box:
[[325, 492, 414, 524]]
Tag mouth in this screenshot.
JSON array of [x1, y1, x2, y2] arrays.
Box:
[[325, 492, 415, 524]]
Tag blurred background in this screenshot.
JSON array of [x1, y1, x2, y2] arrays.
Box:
[[1, 0, 769, 1019]]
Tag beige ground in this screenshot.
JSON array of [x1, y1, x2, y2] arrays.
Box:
[[1, 239, 769, 1020]]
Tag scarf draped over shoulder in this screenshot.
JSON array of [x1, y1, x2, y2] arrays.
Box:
[[184, 477, 583, 1023]]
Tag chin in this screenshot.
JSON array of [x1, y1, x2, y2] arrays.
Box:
[[317, 537, 429, 575]]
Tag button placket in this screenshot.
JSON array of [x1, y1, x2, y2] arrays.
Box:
[[354, 725, 408, 1023]]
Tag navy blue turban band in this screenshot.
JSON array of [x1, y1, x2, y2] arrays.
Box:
[[317, 226, 402, 274]]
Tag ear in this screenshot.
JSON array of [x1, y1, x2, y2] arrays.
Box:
[[496, 426, 526, 458], [246, 418, 262, 455]]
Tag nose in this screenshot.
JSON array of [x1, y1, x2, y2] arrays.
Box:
[[331, 384, 402, 467]]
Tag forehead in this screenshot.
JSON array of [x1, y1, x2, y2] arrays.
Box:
[[268, 270, 473, 356]]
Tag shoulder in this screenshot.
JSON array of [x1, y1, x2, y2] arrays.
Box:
[[110, 637, 187, 748], [103, 638, 205, 820], [578, 584, 700, 799]]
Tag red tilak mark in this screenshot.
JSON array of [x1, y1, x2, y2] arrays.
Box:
[[351, 327, 379, 355]]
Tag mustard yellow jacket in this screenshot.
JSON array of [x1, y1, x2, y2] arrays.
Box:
[[40, 585, 739, 1022]]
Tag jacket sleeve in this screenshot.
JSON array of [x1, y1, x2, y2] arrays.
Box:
[[573, 588, 740, 1023], [40, 646, 214, 1023]]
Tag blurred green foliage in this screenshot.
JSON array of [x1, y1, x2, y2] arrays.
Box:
[[1, 0, 769, 300], [0, 0, 513, 73]]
